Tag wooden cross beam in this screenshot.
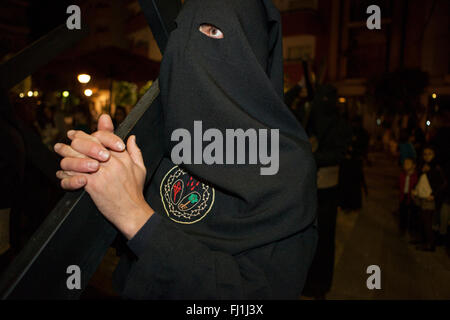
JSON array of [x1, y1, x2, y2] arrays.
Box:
[[0, 24, 88, 91]]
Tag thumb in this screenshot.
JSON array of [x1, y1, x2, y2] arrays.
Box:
[[127, 135, 145, 169], [98, 114, 114, 132]]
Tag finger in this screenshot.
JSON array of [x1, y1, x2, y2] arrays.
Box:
[[127, 135, 145, 169], [67, 129, 124, 157], [56, 170, 86, 180], [97, 114, 114, 132], [68, 130, 112, 160], [71, 135, 111, 161], [60, 175, 87, 190], [54, 143, 88, 159], [60, 157, 100, 173], [67, 129, 102, 142], [91, 130, 126, 152]]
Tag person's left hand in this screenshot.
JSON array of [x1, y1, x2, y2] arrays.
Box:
[[90, 135, 153, 239], [59, 134, 153, 239], [55, 117, 154, 239]]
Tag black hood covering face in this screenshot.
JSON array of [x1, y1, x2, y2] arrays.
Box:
[[156, 0, 317, 253]]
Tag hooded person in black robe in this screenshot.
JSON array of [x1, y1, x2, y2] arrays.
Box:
[[297, 84, 352, 299], [111, 0, 318, 299], [55, 0, 318, 299], [338, 116, 369, 212]]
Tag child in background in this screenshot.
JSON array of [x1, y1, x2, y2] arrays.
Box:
[[413, 146, 446, 251], [399, 158, 418, 237], [398, 129, 416, 166]]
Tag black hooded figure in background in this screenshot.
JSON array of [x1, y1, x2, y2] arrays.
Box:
[[55, 0, 318, 299], [299, 85, 352, 299], [114, 0, 318, 299]]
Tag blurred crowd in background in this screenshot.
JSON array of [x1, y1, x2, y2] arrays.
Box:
[[0, 94, 129, 273], [285, 79, 449, 299], [1, 0, 449, 300], [12, 97, 128, 151]]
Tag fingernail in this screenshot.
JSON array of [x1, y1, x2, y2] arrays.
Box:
[[67, 130, 75, 137], [116, 141, 125, 151], [88, 161, 99, 170], [78, 177, 86, 185], [99, 150, 110, 160], [54, 143, 61, 151]]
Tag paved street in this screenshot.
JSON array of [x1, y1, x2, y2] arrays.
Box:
[[327, 152, 450, 299]]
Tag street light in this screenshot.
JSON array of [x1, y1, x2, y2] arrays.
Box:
[[84, 89, 93, 97], [27, 91, 33, 97], [62, 91, 70, 98], [77, 74, 91, 84]]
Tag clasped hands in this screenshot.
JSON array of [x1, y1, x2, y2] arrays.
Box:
[[54, 114, 154, 240]]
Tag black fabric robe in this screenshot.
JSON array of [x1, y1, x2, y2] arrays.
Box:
[[112, 0, 318, 299]]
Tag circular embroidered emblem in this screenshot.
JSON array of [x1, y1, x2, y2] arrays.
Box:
[[160, 166, 215, 224]]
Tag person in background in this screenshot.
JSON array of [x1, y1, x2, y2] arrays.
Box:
[[0, 93, 26, 273], [1, 95, 63, 262], [284, 77, 307, 124], [73, 103, 92, 134], [398, 128, 416, 166], [301, 84, 352, 300], [413, 146, 446, 252], [113, 106, 127, 128], [36, 104, 59, 150], [88, 104, 100, 133], [284, 81, 302, 110], [382, 126, 392, 153], [410, 125, 426, 158], [398, 158, 418, 237], [338, 116, 369, 213], [14, 98, 40, 136], [429, 109, 450, 256]]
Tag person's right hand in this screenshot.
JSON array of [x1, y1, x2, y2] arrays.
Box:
[[53, 114, 126, 190]]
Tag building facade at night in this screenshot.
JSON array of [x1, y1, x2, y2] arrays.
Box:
[[275, 0, 449, 136], [1, 0, 449, 133]]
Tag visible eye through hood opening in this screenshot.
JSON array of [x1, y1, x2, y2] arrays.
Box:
[[198, 23, 224, 39]]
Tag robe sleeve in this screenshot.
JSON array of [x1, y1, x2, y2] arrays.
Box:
[[127, 213, 162, 257], [113, 216, 317, 300]]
